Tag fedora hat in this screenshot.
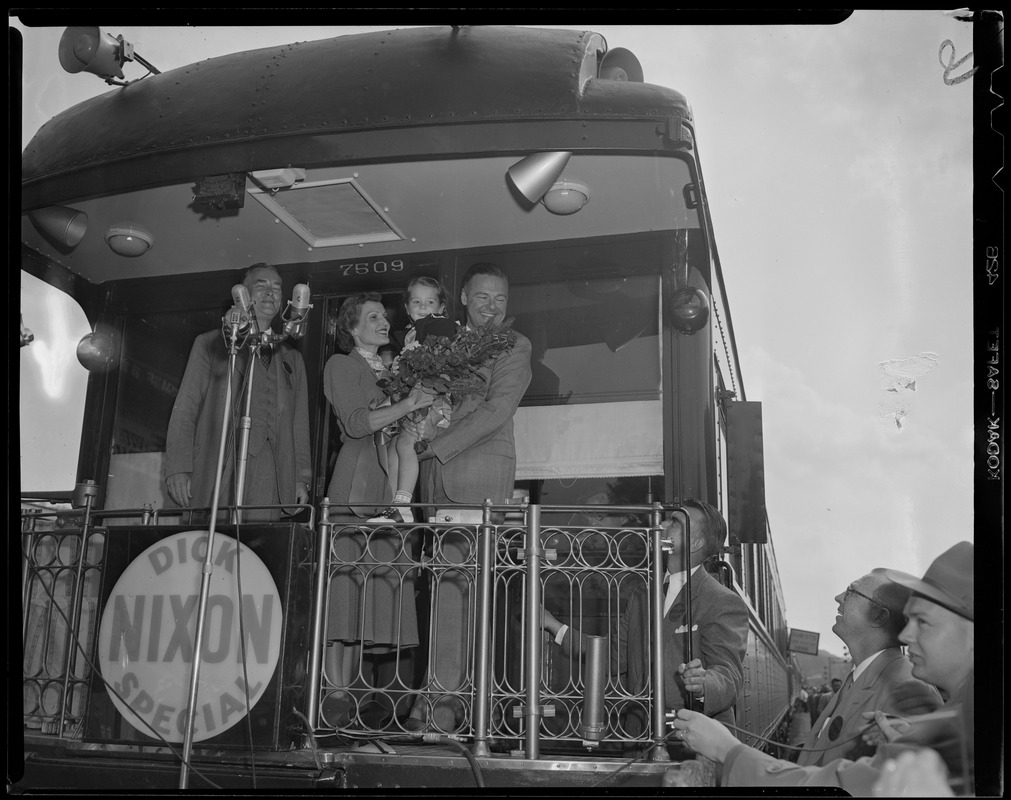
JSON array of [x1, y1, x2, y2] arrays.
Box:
[[882, 541, 973, 621]]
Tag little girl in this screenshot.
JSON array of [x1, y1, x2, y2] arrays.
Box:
[[368, 276, 457, 524]]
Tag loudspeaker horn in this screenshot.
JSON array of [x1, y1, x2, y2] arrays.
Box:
[[59, 27, 125, 80], [599, 47, 644, 83]]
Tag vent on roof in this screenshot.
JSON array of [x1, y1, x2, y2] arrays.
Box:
[[248, 178, 405, 248]]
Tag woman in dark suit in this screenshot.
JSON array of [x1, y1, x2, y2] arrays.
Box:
[[323, 292, 433, 726]]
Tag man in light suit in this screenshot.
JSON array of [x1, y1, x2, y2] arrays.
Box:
[[407, 262, 531, 730], [166, 263, 311, 521], [796, 569, 941, 766], [543, 498, 749, 732], [672, 542, 976, 796]]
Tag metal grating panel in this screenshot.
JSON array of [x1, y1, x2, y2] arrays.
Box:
[[248, 178, 406, 248]]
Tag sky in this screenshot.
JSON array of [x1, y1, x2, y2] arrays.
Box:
[[13, 14, 979, 654]]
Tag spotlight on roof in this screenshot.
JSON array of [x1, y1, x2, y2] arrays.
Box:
[[28, 205, 88, 248], [507, 151, 572, 205]]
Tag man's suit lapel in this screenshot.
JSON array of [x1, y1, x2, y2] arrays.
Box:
[[860, 648, 903, 685], [840, 649, 902, 714], [234, 345, 286, 406], [453, 358, 494, 416], [233, 346, 251, 377], [275, 347, 293, 413]]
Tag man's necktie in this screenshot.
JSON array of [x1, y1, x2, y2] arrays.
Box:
[[663, 572, 687, 616], [259, 344, 272, 370]]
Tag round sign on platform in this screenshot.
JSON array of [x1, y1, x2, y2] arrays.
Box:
[[97, 531, 282, 742]]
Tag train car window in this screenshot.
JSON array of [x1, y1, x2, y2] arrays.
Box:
[[472, 235, 667, 522], [105, 307, 223, 512], [511, 273, 660, 407]]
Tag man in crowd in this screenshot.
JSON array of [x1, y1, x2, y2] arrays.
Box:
[[808, 683, 830, 721], [407, 261, 532, 730], [795, 570, 940, 766], [543, 498, 749, 732], [671, 541, 975, 796], [166, 262, 311, 521]]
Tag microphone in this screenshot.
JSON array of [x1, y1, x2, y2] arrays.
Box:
[[282, 283, 313, 340], [222, 284, 253, 348], [231, 283, 253, 312]]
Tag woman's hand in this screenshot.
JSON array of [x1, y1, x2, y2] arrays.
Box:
[[403, 385, 435, 413], [669, 709, 740, 763]]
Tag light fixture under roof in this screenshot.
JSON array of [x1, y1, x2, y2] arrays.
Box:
[[29, 205, 88, 247], [248, 177, 406, 248], [250, 167, 307, 190], [542, 180, 590, 215], [106, 223, 153, 256], [506, 151, 572, 204]]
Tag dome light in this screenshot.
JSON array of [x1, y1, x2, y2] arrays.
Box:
[[105, 224, 153, 256], [542, 180, 590, 215]]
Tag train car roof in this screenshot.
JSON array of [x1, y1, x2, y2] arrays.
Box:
[[23, 26, 691, 212]]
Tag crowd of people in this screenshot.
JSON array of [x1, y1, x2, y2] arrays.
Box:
[[164, 261, 977, 795], [672, 541, 975, 795]]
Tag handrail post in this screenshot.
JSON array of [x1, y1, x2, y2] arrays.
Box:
[[58, 480, 99, 737], [306, 498, 332, 729], [471, 500, 495, 757], [524, 502, 543, 759], [649, 502, 671, 761], [21, 514, 36, 638]]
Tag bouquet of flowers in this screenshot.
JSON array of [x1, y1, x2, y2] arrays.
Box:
[[378, 321, 518, 409]]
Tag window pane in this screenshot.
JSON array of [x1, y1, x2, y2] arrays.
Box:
[[19, 272, 91, 493], [512, 274, 660, 406], [106, 308, 219, 510]]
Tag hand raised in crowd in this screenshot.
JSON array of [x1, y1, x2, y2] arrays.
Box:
[[669, 708, 739, 763], [679, 658, 708, 699], [872, 748, 953, 797], [166, 473, 192, 507]]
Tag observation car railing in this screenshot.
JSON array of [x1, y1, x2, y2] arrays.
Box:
[[20, 488, 315, 742], [22, 491, 768, 764], [312, 499, 687, 760]]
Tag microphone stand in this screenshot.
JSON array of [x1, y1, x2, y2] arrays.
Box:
[[232, 325, 263, 525], [234, 322, 292, 522], [178, 293, 310, 788], [179, 313, 248, 789]]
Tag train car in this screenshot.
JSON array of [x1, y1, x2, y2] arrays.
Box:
[[17, 25, 791, 790]]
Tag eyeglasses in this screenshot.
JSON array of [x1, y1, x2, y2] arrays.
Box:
[[844, 584, 887, 609]]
